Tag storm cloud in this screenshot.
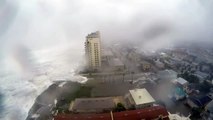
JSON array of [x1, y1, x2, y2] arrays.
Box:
[[0, 0, 213, 51]]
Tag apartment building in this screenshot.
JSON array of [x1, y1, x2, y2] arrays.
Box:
[[85, 31, 102, 70]]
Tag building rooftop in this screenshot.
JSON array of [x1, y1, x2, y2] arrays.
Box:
[[158, 69, 177, 76], [109, 58, 124, 66], [129, 88, 155, 105], [194, 71, 209, 80], [206, 100, 213, 112], [169, 113, 191, 120], [155, 60, 164, 65], [113, 106, 168, 120], [54, 106, 169, 120], [86, 31, 100, 38], [189, 96, 212, 107], [72, 97, 115, 112], [176, 77, 188, 85], [157, 69, 177, 80]]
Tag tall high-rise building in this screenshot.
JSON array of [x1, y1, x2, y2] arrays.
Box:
[[85, 31, 101, 70]]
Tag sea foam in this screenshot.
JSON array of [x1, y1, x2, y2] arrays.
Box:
[[0, 46, 86, 120]]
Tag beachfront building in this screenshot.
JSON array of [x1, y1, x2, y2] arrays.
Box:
[[124, 88, 155, 109], [70, 97, 115, 113], [55, 106, 169, 120], [85, 31, 102, 71]]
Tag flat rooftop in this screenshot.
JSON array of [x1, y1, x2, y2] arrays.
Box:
[[72, 97, 115, 111], [176, 77, 188, 85], [109, 58, 124, 66], [55, 106, 169, 120], [129, 88, 155, 105], [158, 69, 177, 76]]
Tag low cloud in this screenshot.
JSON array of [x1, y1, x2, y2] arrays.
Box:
[[0, 0, 213, 53]]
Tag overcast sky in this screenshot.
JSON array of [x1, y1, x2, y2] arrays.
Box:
[[1, 1, 213, 119], [0, 0, 213, 51]]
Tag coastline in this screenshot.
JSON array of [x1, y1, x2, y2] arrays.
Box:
[[26, 78, 135, 120], [26, 81, 81, 120], [26, 74, 192, 120]]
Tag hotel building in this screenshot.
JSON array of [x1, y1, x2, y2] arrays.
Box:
[[85, 31, 102, 70]]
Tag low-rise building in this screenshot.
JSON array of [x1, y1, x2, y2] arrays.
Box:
[[155, 60, 165, 69], [125, 88, 155, 109], [173, 77, 189, 88], [70, 97, 115, 113], [157, 69, 177, 81], [109, 58, 125, 71], [169, 113, 191, 120], [138, 61, 151, 71], [127, 50, 140, 63], [185, 83, 201, 95], [102, 50, 114, 62], [202, 100, 213, 120], [194, 71, 209, 81], [171, 87, 186, 101], [55, 106, 169, 120], [186, 95, 212, 108], [201, 64, 211, 73], [172, 49, 188, 60]]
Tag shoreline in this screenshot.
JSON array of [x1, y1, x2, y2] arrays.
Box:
[[26, 76, 192, 120], [26, 78, 135, 120], [26, 81, 82, 120]]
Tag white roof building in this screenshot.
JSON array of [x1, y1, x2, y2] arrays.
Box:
[[126, 88, 155, 109], [169, 113, 191, 120], [174, 77, 189, 86]]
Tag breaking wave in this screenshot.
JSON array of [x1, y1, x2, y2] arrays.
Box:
[[0, 45, 86, 120]]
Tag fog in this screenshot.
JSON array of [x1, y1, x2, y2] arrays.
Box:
[[1, 0, 213, 51], [0, 0, 213, 119]]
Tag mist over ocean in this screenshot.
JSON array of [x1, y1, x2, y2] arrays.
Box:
[[0, 45, 87, 120]]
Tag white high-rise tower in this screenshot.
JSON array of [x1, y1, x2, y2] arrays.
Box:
[[85, 31, 101, 70]]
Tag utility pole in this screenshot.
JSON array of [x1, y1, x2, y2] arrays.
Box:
[[122, 73, 125, 82]]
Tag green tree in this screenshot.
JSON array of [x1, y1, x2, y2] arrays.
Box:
[[115, 103, 126, 112]]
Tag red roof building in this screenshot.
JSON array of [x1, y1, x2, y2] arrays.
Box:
[[54, 106, 169, 120]]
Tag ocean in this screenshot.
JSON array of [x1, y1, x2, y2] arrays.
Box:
[[0, 45, 87, 120]]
